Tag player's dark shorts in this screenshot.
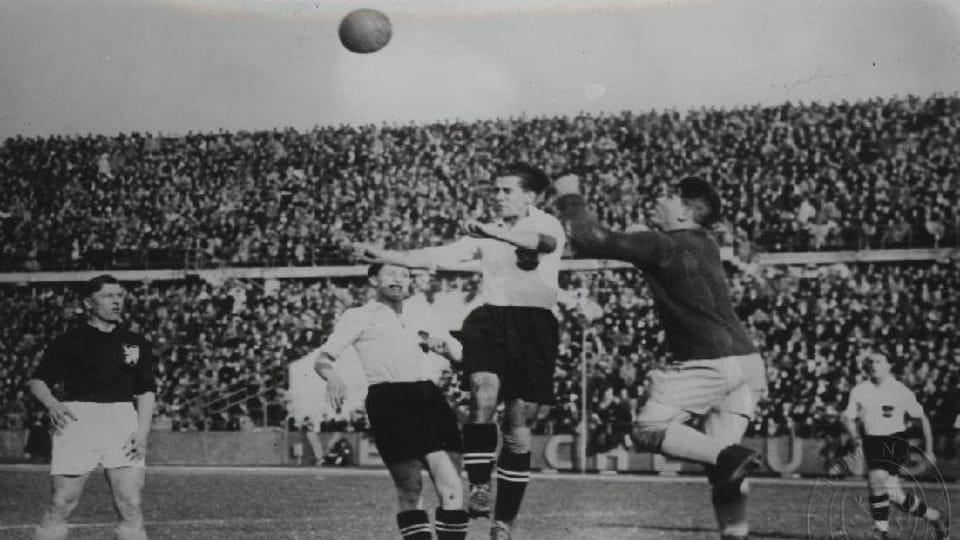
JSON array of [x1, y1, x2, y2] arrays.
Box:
[[862, 432, 911, 474], [364, 381, 462, 465], [457, 304, 559, 404]]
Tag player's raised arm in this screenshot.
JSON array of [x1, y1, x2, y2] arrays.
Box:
[[553, 175, 673, 267], [350, 237, 481, 271]]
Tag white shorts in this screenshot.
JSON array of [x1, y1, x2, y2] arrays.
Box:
[[50, 402, 145, 476], [648, 353, 768, 419]]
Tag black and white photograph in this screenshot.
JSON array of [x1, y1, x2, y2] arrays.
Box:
[[0, 0, 958, 539]]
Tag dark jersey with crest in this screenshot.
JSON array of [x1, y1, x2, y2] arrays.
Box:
[[31, 324, 157, 402]]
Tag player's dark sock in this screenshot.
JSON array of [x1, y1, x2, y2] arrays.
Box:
[[494, 451, 531, 523], [435, 508, 468, 540], [898, 492, 934, 519], [397, 509, 431, 540], [869, 494, 890, 531], [463, 423, 498, 485], [712, 488, 749, 537]]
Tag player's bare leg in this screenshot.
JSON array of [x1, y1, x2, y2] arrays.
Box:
[[704, 411, 751, 540], [489, 399, 541, 539], [386, 459, 431, 539], [35, 473, 90, 540], [635, 400, 757, 473], [464, 371, 500, 518], [425, 451, 468, 540], [104, 467, 147, 540], [866, 468, 894, 537], [877, 471, 949, 539]]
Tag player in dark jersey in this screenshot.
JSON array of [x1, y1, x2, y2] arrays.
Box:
[[554, 175, 768, 540], [29, 275, 157, 540]]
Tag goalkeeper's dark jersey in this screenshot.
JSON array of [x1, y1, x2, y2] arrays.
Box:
[[557, 194, 757, 361]]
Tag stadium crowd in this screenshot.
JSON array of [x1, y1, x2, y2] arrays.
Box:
[[2, 260, 958, 454], [1, 94, 958, 272]]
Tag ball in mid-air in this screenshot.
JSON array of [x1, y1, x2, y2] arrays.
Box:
[[338, 9, 392, 54]]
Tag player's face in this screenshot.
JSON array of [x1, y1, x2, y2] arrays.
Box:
[[865, 354, 891, 380], [373, 265, 411, 302], [649, 193, 689, 231], [493, 175, 535, 219], [410, 269, 431, 292], [85, 283, 125, 323]]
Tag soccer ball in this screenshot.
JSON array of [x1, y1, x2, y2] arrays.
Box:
[[338, 9, 392, 54]]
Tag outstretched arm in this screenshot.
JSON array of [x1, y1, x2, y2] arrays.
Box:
[[553, 176, 672, 267], [350, 243, 436, 270], [351, 237, 480, 270]]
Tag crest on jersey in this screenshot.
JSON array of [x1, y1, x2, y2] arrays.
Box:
[[122, 344, 140, 366]]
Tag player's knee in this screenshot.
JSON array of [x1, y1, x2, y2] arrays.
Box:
[[867, 469, 890, 491], [395, 488, 422, 511], [49, 491, 81, 518], [501, 426, 532, 454], [470, 373, 499, 410], [434, 477, 464, 509], [471, 389, 498, 422]]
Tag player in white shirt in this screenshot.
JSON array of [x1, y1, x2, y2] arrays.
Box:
[[841, 352, 948, 539], [353, 163, 565, 540], [314, 264, 468, 540]]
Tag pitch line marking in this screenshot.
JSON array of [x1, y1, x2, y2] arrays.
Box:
[[1, 463, 956, 491]]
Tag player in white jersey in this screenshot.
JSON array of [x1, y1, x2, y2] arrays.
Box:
[[315, 264, 468, 540], [354, 163, 565, 540], [841, 352, 949, 539]]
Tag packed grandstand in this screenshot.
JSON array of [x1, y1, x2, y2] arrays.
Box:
[[1, 94, 958, 456]]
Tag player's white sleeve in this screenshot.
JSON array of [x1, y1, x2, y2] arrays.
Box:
[[902, 385, 925, 417], [413, 237, 481, 268], [316, 309, 365, 361], [842, 386, 860, 419]]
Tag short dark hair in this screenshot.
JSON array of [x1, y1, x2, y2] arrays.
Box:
[[80, 274, 120, 298], [366, 263, 383, 279], [498, 162, 550, 194], [677, 176, 722, 227]]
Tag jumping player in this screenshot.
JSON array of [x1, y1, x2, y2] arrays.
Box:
[[29, 275, 157, 540], [841, 351, 949, 539], [353, 162, 565, 540], [554, 175, 767, 540], [314, 263, 468, 540]]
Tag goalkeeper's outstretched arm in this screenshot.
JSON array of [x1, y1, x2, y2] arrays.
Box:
[[555, 193, 672, 268]]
